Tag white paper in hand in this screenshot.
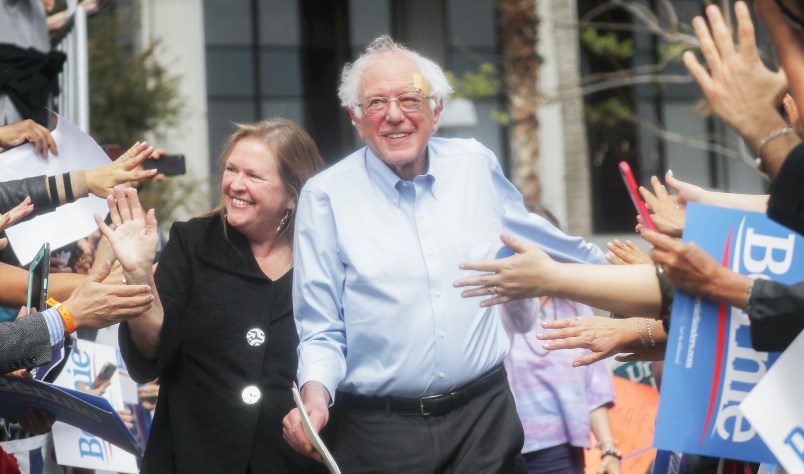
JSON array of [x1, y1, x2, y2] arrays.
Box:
[[291, 382, 341, 474], [0, 114, 110, 264]]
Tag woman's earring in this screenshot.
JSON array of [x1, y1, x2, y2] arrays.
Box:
[[276, 209, 292, 233]]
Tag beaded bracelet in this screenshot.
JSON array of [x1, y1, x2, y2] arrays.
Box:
[[601, 447, 623, 460], [636, 318, 647, 348], [645, 318, 656, 347], [755, 127, 795, 171]]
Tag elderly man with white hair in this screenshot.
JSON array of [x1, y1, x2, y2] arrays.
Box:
[[283, 35, 605, 473]]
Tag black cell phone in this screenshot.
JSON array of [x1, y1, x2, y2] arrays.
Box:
[[27, 242, 50, 313], [142, 154, 186, 176], [92, 362, 118, 388]]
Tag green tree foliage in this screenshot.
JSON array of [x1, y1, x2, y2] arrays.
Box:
[[87, 3, 183, 146], [446, 63, 501, 100], [584, 97, 632, 128], [580, 28, 634, 59], [445, 63, 510, 125]]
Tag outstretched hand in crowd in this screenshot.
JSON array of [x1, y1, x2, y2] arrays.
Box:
[[0, 197, 34, 251], [94, 187, 159, 282], [636, 175, 686, 237], [535, 315, 666, 367], [86, 142, 158, 199], [454, 233, 559, 306], [0, 120, 58, 158], [606, 239, 652, 265]]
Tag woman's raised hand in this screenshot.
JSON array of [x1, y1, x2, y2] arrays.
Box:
[[94, 187, 159, 281]]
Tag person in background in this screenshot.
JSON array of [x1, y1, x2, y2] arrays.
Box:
[[502, 206, 620, 474], [503, 294, 621, 474], [0, 0, 64, 126]]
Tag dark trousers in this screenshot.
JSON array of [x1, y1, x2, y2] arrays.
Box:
[[329, 377, 527, 474]]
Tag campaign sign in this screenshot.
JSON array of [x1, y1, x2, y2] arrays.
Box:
[[51, 339, 140, 472], [654, 203, 801, 463], [741, 331, 804, 473], [0, 376, 138, 456]]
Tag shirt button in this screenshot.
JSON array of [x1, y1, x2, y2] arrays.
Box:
[[241, 386, 261, 404], [246, 328, 265, 346], [438, 330, 446, 338], [439, 372, 446, 379], [433, 290, 441, 298]]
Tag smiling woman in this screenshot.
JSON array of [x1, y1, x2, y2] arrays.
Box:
[[101, 118, 327, 473]]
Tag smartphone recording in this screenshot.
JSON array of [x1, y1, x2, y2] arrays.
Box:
[[618, 161, 657, 231], [27, 242, 50, 313], [142, 154, 186, 176]]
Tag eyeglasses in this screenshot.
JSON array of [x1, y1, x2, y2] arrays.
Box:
[[358, 93, 430, 115], [775, 0, 804, 30]]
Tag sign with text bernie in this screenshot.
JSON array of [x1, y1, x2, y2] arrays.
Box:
[[654, 203, 802, 464]]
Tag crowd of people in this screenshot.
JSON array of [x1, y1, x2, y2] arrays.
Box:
[[1, 0, 801, 473]]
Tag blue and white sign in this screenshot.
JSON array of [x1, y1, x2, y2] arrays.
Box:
[[742, 331, 804, 473], [654, 203, 802, 464]]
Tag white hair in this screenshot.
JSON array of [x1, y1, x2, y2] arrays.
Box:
[[338, 35, 453, 119]]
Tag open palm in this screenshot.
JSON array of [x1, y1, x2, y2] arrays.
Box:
[[94, 187, 158, 278]]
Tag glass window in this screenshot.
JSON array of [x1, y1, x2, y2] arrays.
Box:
[[203, 0, 252, 45], [348, 0, 391, 47], [259, 50, 302, 96], [261, 99, 305, 124], [206, 49, 255, 97], [207, 99, 257, 169], [446, 0, 495, 48], [258, 0, 300, 46], [664, 102, 710, 187]]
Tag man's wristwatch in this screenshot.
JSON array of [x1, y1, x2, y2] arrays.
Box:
[[601, 447, 622, 460]]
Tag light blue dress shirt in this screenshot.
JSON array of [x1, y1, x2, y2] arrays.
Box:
[[293, 137, 605, 400], [42, 307, 65, 346]]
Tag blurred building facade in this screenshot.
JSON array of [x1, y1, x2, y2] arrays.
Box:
[[136, 0, 767, 239]]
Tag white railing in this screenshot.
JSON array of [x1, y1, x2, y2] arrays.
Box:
[[56, 6, 89, 132]]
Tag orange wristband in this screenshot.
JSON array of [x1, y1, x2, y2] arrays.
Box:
[[46, 297, 76, 334]]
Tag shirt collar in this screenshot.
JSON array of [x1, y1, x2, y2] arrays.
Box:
[[364, 145, 438, 206]]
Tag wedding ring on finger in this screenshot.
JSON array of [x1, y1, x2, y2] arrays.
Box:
[[491, 286, 498, 295], [572, 317, 581, 327]]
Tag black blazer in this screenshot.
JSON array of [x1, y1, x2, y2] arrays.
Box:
[[757, 144, 804, 351], [767, 143, 804, 235], [120, 215, 325, 473]]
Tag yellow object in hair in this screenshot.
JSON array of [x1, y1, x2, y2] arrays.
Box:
[[411, 73, 430, 95]]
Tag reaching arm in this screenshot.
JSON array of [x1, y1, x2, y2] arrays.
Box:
[[683, 1, 798, 180], [85, 142, 158, 198], [95, 187, 163, 358], [642, 229, 751, 309], [454, 233, 662, 317], [0, 261, 85, 308], [536, 316, 666, 366]]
